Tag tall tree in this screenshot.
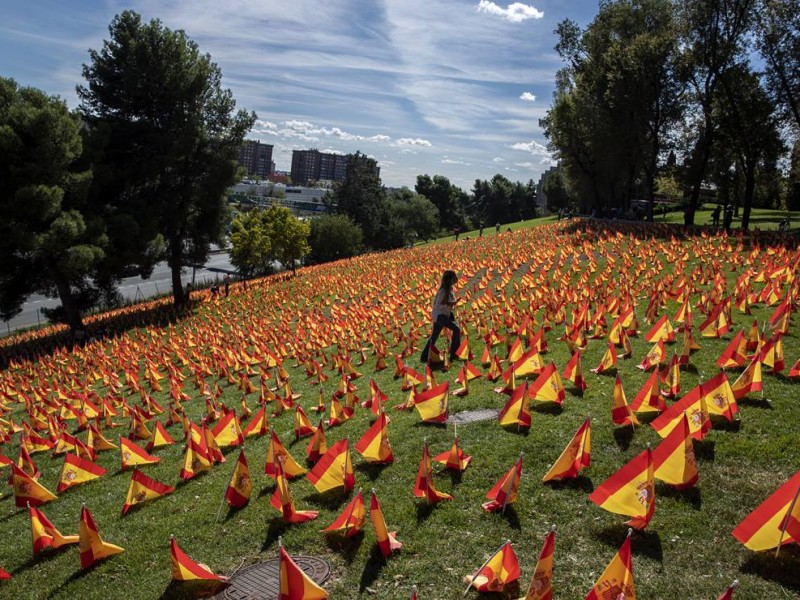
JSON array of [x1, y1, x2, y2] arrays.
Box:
[[415, 175, 468, 231], [308, 214, 364, 264], [262, 205, 310, 272], [78, 11, 255, 307], [0, 77, 103, 331], [331, 152, 388, 249], [389, 187, 440, 242], [757, 0, 800, 132]]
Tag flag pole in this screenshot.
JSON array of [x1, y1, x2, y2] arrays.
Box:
[[463, 539, 509, 597], [215, 455, 238, 523], [775, 484, 800, 557], [343, 488, 362, 537], [502, 453, 523, 515]]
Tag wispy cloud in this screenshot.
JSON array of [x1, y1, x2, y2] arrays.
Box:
[[396, 138, 432, 147], [511, 139, 557, 165], [477, 1, 544, 23]]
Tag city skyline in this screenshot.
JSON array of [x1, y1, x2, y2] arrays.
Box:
[[0, 0, 596, 190]]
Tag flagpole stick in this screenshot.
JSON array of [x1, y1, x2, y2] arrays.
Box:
[[27, 501, 35, 558], [215, 460, 237, 523], [463, 539, 509, 597], [775, 484, 800, 557], [502, 453, 523, 515], [343, 488, 362, 537]]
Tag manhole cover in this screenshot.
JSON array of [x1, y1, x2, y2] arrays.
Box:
[[217, 555, 331, 600], [448, 408, 499, 424]]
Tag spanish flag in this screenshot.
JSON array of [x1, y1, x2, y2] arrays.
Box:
[[482, 454, 523, 513], [179, 439, 212, 481], [644, 314, 675, 343], [527, 362, 565, 405], [701, 370, 738, 421], [265, 430, 306, 480], [78, 505, 124, 569], [57, 453, 106, 493], [562, 350, 587, 392], [306, 418, 327, 464], [717, 580, 740, 600], [87, 424, 117, 452], [224, 449, 252, 508], [307, 439, 355, 494], [630, 369, 666, 413], [413, 382, 449, 424], [242, 406, 270, 437], [322, 489, 366, 537], [716, 330, 747, 368], [122, 469, 174, 515], [355, 412, 393, 464], [370, 489, 402, 557], [464, 540, 520, 593], [212, 411, 244, 448], [519, 526, 555, 600], [732, 471, 800, 551], [650, 384, 711, 440], [498, 383, 531, 429], [591, 343, 617, 374], [11, 464, 56, 507], [637, 339, 665, 371], [611, 375, 639, 427], [270, 459, 318, 523], [433, 434, 471, 471], [278, 541, 328, 599], [120, 436, 160, 470], [413, 441, 452, 504], [170, 536, 225, 581], [652, 413, 698, 489], [147, 421, 175, 451], [585, 529, 635, 600], [29, 505, 78, 554], [542, 417, 591, 482], [589, 447, 655, 530]]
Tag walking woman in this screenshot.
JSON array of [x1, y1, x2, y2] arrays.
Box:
[[420, 270, 461, 363]]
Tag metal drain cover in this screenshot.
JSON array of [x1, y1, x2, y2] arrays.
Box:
[[219, 556, 331, 599], [447, 408, 499, 424]]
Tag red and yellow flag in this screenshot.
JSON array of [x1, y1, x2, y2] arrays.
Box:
[[146, 420, 175, 451], [322, 489, 366, 537], [562, 350, 587, 392], [293, 405, 316, 439], [591, 343, 618, 374], [279, 543, 328, 599], [179, 439, 212, 481], [630, 369, 666, 413], [482, 454, 523, 513], [433, 434, 472, 471], [652, 413, 698, 489], [122, 469, 174, 515], [224, 449, 252, 508], [242, 406, 270, 437], [650, 384, 711, 440], [464, 540, 521, 593], [644, 314, 675, 343], [589, 447, 655, 530], [542, 417, 591, 482], [306, 418, 327, 464], [732, 470, 800, 551], [170, 536, 225, 581], [585, 530, 635, 600], [29, 505, 78, 554], [717, 580, 740, 600], [212, 411, 244, 448], [611, 375, 639, 427], [307, 438, 355, 494], [79, 505, 124, 569], [498, 382, 531, 429], [120, 436, 160, 470], [11, 464, 56, 507], [270, 459, 318, 524], [265, 429, 306, 480], [370, 489, 402, 557], [637, 339, 666, 371], [519, 526, 555, 600], [413, 382, 449, 423], [57, 453, 106, 493], [527, 362, 565, 405], [354, 412, 393, 464], [731, 357, 763, 399], [413, 441, 452, 504]]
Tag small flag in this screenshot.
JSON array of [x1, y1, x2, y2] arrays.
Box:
[[122, 469, 175, 515], [79, 505, 124, 569], [170, 536, 225, 581]]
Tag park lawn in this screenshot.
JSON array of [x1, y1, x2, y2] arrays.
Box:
[[0, 219, 798, 599]]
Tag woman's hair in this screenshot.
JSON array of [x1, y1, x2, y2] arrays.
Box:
[[440, 270, 458, 293]]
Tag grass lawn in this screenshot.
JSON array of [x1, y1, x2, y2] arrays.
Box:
[[0, 218, 799, 599]]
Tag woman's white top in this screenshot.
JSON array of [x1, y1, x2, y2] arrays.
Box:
[[431, 287, 455, 320]]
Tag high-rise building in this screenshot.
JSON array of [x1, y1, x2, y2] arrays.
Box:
[[238, 140, 273, 179], [291, 149, 353, 184]]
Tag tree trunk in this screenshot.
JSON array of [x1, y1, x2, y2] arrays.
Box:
[[688, 122, 714, 225], [170, 245, 185, 308], [53, 276, 84, 333], [741, 161, 756, 232]]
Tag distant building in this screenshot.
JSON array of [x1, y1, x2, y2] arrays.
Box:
[[238, 140, 274, 179], [536, 165, 558, 212], [229, 183, 331, 217], [290, 149, 379, 185]]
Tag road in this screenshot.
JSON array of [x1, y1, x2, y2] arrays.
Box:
[[2, 253, 236, 336]]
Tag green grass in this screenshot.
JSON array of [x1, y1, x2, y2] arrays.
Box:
[[0, 218, 799, 599]]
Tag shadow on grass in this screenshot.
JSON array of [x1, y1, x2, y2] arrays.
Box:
[[532, 403, 564, 416], [355, 461, 392, 481], [711, 417, 741, 433], [500, 424, 530, 436], [303, 488, 351, 511], [545, 474, 594, 493], [445, 469, 464, 486], [636, 412, 660, 425], [681, 363, 699, 374], [13, 548, 66, 574], [613, 426, 635, 450], [262, 518, 289, 551], [659, 483, 702, 510], [159, 580, 227, 599], [412, 421, 447, 430], [222, 501, 248, 523], [737, 397, 773, 409], [740, 548, 800, 592], [592, 368, 618, 378], [694, 439, 715, 462], [359, 546, 389, 593], [324, 530, 364, 564], [567, 386, 585, 397], [597, 525, 663, 562], [491, 505, 521, 530], [416, 501, 439, 523]]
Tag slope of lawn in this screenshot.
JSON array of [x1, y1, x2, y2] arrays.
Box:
[[0, 218, 798, 599]]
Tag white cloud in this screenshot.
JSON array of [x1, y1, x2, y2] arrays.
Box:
[[493, 157, 505, 162], [441, 157, 468, 165], [477, 1, 544, 23], [514, 161, 535, 168], [511, 139, 557, 165], [396, 137, 432, 147], [519, 91, 536, 102]]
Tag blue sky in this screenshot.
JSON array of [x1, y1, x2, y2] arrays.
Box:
[[0, 0, 597, 191]]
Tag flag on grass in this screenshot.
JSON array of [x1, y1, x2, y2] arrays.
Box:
[[355, 412, 393, 464], [562, 350, 587, 392], [270, 459, 318, 524], [307, 418, 327, 464], [591, 343, 617, 374], [482, 454, 523, 513], [322, 489, 366, 537], [630, 369, 666, 413], [652, 413, 698, 489], [498, 383, 531, 429], [279, 542, 328, 599], [463, 540, 520, 593], [122, 469, 174, 515], [413, 382, 449, 423], [179, 439, 212, 481], [242, 406, 270, 437], [542, 417, 591, 482], [732, 471, 800, 551], [413, 441, 452, 504], [307, 439, 355, 494], [370, 489, 402, 557], [265, 429, 306, 480], [146, 421, 175, 452], [519, 526, 555, 600], [224, 449, 252, 508], [79, 505, 124, 569], [433, 434, 471, 471], [170, 536, 225, 581], [731, 357, 763, 399], [527, 362, 565, 405], [589, 447, 655, 530], [11, 464, 56, 507], [212, 411, 244, 448], [87, 424, 117, 452], [717, 580, 740, 600], [120, 436, 160, 470], [293, 405, 316, 440], [57, 453, 106, 493], [611, 375, 639, 427], [29, 505, 78, 554], [650, 383, 712, 440], [585, 530, 634, 600]]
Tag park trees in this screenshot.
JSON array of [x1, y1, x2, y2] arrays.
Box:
[[471, 175, 537, 225], [308, 214, 364, 264], [388, 187, 440, 243], [415, 174, 469, 232], [229, 205, 310, 276], [0, 77, 105, 331], [330, 152, 388, 249], [78, 10, 255, 307]]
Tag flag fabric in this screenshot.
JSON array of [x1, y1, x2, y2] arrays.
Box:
[[146, 421, 175, 451], [122, 469, 175, 515], [589, 447, 655, 530], [293, 405, 316, 439], [542, 417, 591, 482], [701, 371, 738, 421], [224, 449, 252, 508], [79, 505, 124, 569], [322, 489, 366, 537], [716, 331, 747, 368], [212, 410, 244, 448], [279, 543, 328, 600], [638, 339, 666, 371], [413, 441, 452, 503], [660, 353, 681, 399], [265, 430, 306, 480], [270, 459, 318, 523], [482, 454, 523, 512], [650, 383, 712, 440], [644, 314, 675, 343], [29, 505, 79, 554], [57, 453, 106, 493], [585, 530, 635, 600], [611, 375, 639, 427], [433, 434, 472, 471], [370, 489, 402, 557], [731, 471, 800, 551], [354, 412, 393, 463], [630, 369, 666, 413], [563, 350, 587, 392], [170, 536, 225, 581], [717, 580, 740, 600], [519, 527, 555, 600], [120, 436, 160, 469], [242, 406, 270, 437], [179, 439, 212, 481], [731, 357, 763, 399], [498, 382, 531, 429], [11, 464, 56, 507], [87, 424, 117, 452], [652, 413, 698, 489], [527, 363, 565, 405], [413, 382, 449, 423], [464, 540, 521, 593], [307, 438, 355, 493], [306, 418, 328, 464], [591, 343, 617, 374]]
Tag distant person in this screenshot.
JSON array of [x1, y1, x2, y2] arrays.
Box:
[[495, 222, 501, 234], [711, 205, 721, 227], [185, 283, 192, 303], [479, 226, 484, 237], [224, 274, 231, 297], [420, 270, 461, 364], [723, 204, 734, 233]]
